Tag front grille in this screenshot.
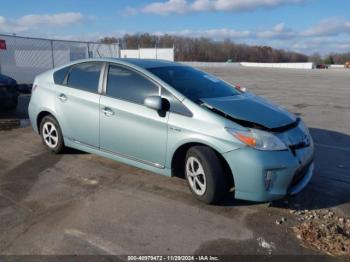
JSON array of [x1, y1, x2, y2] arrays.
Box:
[[290, 161, 312, 188]]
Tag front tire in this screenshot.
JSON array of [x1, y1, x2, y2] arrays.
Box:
[[40, 115, 64, 154], [185, 146, 226, 204]]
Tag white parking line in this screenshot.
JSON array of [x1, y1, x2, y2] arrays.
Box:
[[65, 229, 128, 256]]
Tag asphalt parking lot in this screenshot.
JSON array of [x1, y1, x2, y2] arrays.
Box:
[[0, 67, 349, 255]]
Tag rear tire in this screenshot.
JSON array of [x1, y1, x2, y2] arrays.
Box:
[[185, 146, 226, 204], [40, 115, 65, 154]]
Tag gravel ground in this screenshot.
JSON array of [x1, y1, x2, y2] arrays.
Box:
[[293, 209, 350, 255]]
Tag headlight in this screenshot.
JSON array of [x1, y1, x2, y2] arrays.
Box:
[[226, 128, 287, 151]]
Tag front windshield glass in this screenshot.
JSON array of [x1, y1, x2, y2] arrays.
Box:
[[149, 66, 239, 102]]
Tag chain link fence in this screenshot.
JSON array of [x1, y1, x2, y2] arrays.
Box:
[[0, 34, 120, 84]]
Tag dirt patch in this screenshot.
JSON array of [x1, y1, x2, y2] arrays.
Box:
[[293, 103, 311, 109], [293, 209, 350, 255]]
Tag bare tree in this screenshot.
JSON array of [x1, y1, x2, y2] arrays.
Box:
[[100, 33, 309, 62]]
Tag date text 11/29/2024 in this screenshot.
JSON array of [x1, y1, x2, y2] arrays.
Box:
[[127, 255, 220, 261]]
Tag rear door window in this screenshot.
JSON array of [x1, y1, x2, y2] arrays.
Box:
[[66, 62, 102, 93]]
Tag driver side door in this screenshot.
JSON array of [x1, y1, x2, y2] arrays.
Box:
[[99, 64, 169, 168]]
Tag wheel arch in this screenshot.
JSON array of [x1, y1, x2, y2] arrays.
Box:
[[36, 110, 60, 134], [170, 142, 235, 189]]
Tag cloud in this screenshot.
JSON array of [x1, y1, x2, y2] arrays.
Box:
[[150, 21, 350, 54], [335, 43, 350, 50], [127, 0, 306, 15], [202, 28, 251, 38], [0, 12, 84, 33], [257, 23, 296, 39], [0, 16, 27, 32], [194, 0, 304, 12], [17, 12, 83, 27], [156, 28, 251, 38], [141, 0, 189, 15], [301, 18, 350, 37], [124, 7, 139, 16], [255, 18, 350, 41], [289, 38, 350, 54]]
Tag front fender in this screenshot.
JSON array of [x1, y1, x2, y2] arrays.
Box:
[[165, 131, 242, 169]]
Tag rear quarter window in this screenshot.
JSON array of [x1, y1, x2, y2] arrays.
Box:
[[53, 66, 71, 85]]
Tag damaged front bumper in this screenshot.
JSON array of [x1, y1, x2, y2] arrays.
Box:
[[222, 139, 314, 202]]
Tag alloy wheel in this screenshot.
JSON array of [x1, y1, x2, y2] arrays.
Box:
[[186, 156, 207, 196], [42, 122, 59, 149]]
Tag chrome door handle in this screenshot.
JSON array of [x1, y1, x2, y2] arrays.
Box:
[[58, 93, 67, 102], [102, 107, 114, 117]]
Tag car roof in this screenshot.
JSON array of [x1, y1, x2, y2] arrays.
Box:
[[55, 58, 184, 71], [108, 58, 182, 69]]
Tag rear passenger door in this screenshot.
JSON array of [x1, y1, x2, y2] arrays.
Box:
[[54, 62, 103, 148], [99, 63, 168, 168]]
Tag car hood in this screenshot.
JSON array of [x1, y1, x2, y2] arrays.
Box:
[[200, 94, 296, 129]]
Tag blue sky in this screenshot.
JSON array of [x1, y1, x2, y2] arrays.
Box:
[[0, 0, 350, 55]]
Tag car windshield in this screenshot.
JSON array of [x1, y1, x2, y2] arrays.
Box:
[[149, 66, 239, 102]]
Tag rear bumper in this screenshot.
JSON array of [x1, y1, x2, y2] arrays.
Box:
[[222, 142, 314, 202], [28, 101, 39, 133]]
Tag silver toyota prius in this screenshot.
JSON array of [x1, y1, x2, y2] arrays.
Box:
[[28, 58, 314, 204]]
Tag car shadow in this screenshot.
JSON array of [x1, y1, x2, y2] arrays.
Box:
[[271, 127, 350, 211], [219, 128, 350, 210], [63, 147, 88, 155]]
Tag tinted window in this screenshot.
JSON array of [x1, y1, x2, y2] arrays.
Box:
[[53, 66, 71, 85], [107, 65, 159, 104], [161, 88, 192, 117], [149, 66, 239, 102], [66, 62, 102, 93]]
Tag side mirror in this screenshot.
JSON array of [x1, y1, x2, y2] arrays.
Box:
[[144, 96, 163, 111]]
